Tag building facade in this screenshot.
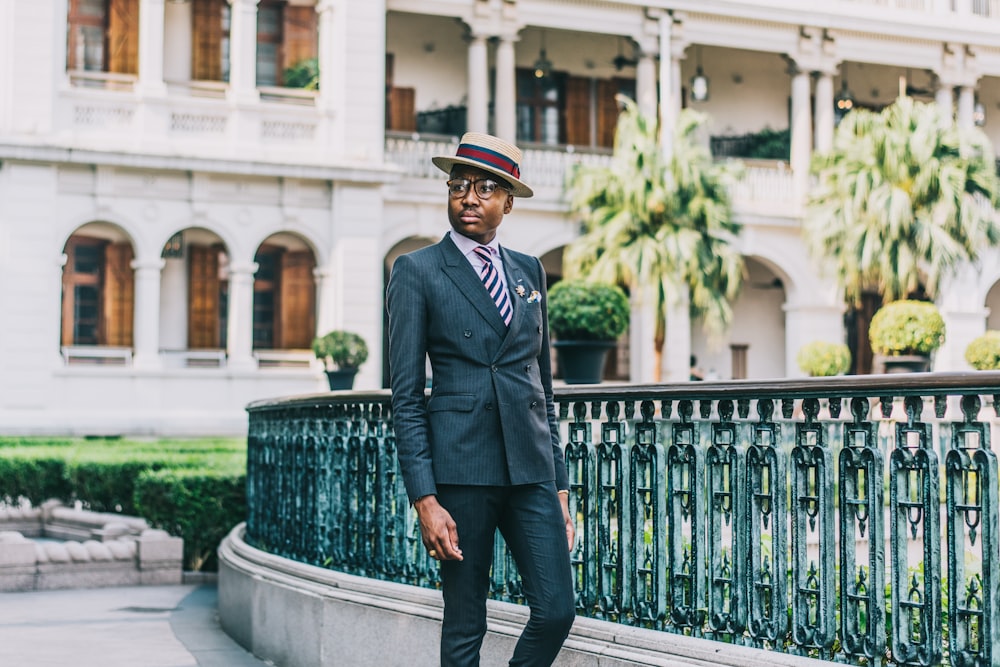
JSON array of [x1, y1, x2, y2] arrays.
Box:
[[0, 0, 998, 435]]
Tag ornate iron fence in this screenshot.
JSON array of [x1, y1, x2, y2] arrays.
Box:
[[245, 373, 1000, 666]]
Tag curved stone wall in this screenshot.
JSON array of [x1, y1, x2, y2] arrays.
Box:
[[218, 523, 825, 667]]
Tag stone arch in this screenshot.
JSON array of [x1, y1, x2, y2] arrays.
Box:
[[381, 236, 438, 387], [59, 221, 138, 363], [251, 231, 321, 353], [157, 226, 232, 359]]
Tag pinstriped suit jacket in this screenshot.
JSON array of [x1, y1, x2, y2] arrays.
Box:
[[386, 234, 568, 503]]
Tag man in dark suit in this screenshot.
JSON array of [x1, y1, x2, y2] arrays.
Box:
[[386, 132, 576, 667]]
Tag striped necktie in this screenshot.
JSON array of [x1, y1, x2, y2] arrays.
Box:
[[473, 246, 512, 326]]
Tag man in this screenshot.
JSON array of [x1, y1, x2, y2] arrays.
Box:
[[386, 132, 576, 667]]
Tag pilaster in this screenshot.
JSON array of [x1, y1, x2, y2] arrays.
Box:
[[137, 0, 167, 97], [227, 0, 261, 105], [131, 258, 165, 370], [226, 262, 258, 371]]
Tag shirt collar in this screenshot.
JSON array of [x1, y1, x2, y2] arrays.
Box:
[[448, 231, 501, 259]]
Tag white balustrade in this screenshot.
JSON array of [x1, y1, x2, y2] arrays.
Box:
[[60, 83, 321, 164], [384, 134, 796, 211]]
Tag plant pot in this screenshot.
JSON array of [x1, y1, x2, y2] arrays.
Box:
[[877, 354, 930, 374], [325, 369, 358, 390], [554, 340, 617, 385]]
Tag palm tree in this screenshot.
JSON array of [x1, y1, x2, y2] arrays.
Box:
[[805, 97, 1000, 307], [564, 96, 744, 381]]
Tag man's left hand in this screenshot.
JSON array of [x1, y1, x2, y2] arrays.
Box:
[[559, 492, 575, 551]]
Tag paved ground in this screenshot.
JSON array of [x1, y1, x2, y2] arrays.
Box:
[[0, 584, 271, 667]]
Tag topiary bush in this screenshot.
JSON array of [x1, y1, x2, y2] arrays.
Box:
[[312, 330, 369, 370], [965, 330, 1000, 370], [796, 340, 851, 377], [868, 299, 945, 356], [547, 280, 630, 341], [134, 468, 247, 572]]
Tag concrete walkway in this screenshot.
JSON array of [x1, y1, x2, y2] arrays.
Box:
[[0, 584, 270, 667]]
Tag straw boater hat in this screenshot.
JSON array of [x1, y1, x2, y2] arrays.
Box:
[[432, 132, 534, 198]]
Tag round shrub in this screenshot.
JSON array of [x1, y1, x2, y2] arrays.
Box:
[[796, 341, 851, 377], [312, 330, 369, 370], [548, 280, 630, 341], [965, 330, 1000, 370], [868, 300, 945, 356]]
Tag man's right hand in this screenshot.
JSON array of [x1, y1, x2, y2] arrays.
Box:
[[414, 495, 463, 561]]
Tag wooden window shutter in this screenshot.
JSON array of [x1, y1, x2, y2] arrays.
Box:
[[596, 79, 621, 148], [191, 0, 223, 81], [564, 76, 592, 147], [278, 251, 316, 349], [108, 0, 139, 75], [103, 242, 135, 347], [387, 87, 416, 131], [188, 245, 221, 349], [282, 5, 317, 73]]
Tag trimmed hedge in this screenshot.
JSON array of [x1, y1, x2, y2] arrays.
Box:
[[0, 437, 245, 571], [135, 468, 246, 572]]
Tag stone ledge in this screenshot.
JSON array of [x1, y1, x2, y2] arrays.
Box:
[[218, 523, 832, 667], [0, 500, 183, 591]]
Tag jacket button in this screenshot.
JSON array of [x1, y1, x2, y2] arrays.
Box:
[[464, 330, 472, 338], [537, 325, 543, 333], [530, 401, 538, 408], [491, 365, 498, 373], [525, 364, 531, 372], [486, 403, 494, 410]]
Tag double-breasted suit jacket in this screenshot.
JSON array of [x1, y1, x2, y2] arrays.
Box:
[[387, 235, 568, 503]]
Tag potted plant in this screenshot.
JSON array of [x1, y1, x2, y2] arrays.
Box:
[[868, 300, 945, 373], [965, 331, 1000, 370], [547, 280, 630, 384], [796, 340, 851, 377], [312, 330, 368, 390]]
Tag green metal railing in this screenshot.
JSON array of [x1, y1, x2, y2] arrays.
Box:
[[245, 373, 1000, 666]]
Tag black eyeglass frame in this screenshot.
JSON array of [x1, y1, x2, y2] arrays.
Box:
[[446, 177, 512, 200]]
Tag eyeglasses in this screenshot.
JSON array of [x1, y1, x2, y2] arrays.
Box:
[[447, 178, 510, 200]]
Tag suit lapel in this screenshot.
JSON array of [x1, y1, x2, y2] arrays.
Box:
[[438, 237, 509, 337]]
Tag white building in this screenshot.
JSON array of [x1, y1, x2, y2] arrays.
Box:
[[0, 0, 998, 435]]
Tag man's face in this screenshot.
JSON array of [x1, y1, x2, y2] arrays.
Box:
[[446, 165, 514, 245]]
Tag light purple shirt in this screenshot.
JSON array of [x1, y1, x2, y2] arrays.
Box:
[[448, 231, 509, 293]]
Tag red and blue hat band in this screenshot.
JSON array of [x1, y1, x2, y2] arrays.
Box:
[[455, 144, 521, 179]]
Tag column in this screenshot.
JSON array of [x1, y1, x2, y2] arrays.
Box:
[[313, 266, 333, 337], [227, 0, 261, 104], [936, 83, 954, 122], [137, 0, 167, 96], [226, 262, 258, 371], [163, 0, 192, 84], [466, 32, 490, 133], [629, 289, 657, 383], [131, 259, 165, 370], [814, 70, 835, 153], [663, 297, 692, 383], [635, 44, 658, 121], [494, 33, 517, 142], [316, 0, 345, 113], [658, 15, 677, 158], [957, 85, 975, 129], [789, 64, 813, 200]]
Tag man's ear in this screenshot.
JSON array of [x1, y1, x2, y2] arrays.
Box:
[[504, 195, 513, 214]]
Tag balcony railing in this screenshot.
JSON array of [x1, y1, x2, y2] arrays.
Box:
[[246, 372, 1000, 666], [384, 133, 797, 208]]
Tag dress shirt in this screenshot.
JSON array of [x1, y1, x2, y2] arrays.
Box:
[[448, 231, 509, 294]]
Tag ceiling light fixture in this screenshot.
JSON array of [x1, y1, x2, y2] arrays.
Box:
[[690, 46, 709, 102], [533, 31, 553, 80]]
